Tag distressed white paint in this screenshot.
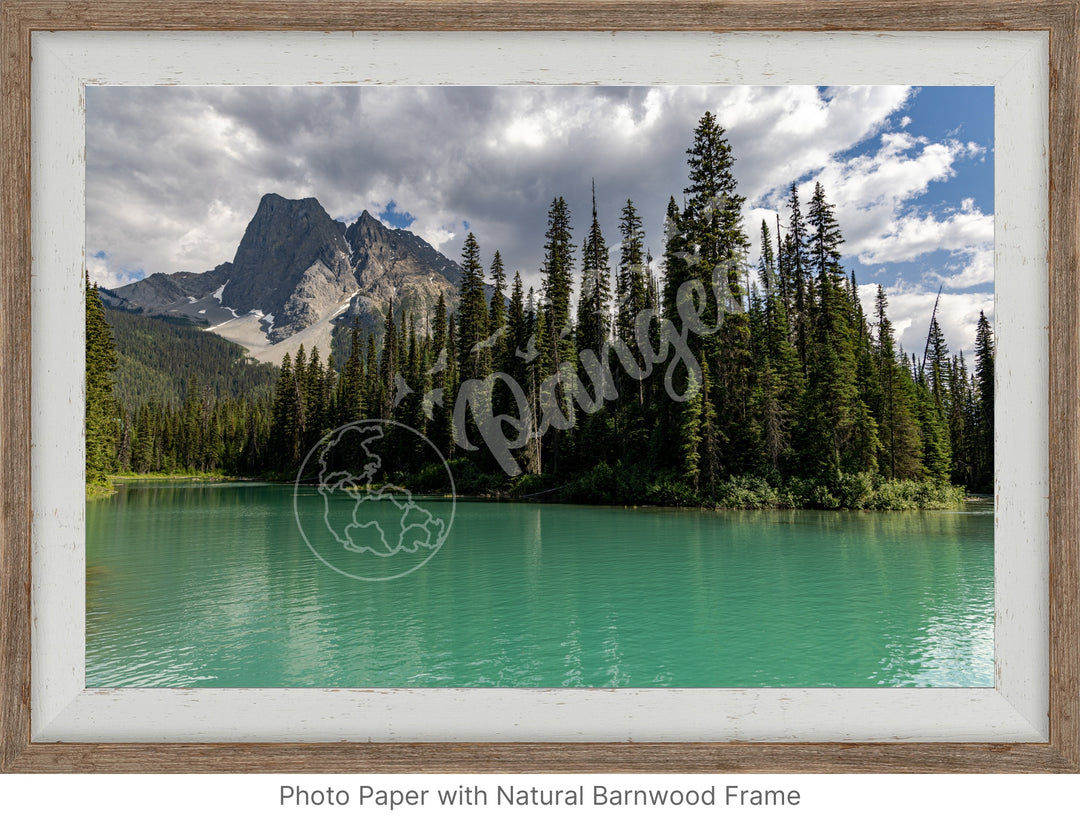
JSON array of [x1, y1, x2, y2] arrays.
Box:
[[30, 30, 1049, 743]]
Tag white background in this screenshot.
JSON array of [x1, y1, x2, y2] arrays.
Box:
[[2, 773, 1079, 825]]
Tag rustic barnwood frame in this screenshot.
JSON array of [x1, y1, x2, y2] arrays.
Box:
[[1, 0, 1077, 773]]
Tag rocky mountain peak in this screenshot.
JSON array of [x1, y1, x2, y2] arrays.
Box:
[[344, 210, 463, 289], [224, 194, 354, 337], [105, 194, 465, 362]]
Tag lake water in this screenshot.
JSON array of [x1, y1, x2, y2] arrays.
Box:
[[86, 481, 994, 688]]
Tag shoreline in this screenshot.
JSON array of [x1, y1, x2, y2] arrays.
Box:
[[104, 472, 977, 512]]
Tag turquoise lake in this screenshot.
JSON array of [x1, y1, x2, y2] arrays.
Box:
[[86, 481, 994, 688]]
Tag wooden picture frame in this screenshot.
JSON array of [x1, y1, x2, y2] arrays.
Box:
[[1, 0, 1077, 773]]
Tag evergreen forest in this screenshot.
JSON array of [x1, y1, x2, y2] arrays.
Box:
[[87, 112, 995, 509]]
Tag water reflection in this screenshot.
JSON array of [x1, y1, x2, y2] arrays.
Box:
[[87, 483, 994, 688]]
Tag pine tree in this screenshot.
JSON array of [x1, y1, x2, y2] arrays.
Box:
[[682, 110, 747, 295], [614, 199, 650, 415], [948, 352, 976, 487], [380, 303, 398, 418], [798, 182, 862, 476], [616, 198, 648, 342], [401, 317, 430, 443], [505, 272, 527, 380], [429, 293, 454, 458], [756, 222, 804, 471], [577, 182, 611, 356], [364, 331, 380, 420], [339, 316, 365, 423], [431, 291, 448, 374], [489, 250, 508, 340], [85, 275, 119, 488], [524, 290, 544, 474], [540, 196, 576, 363], [457, 232, 490, 381], [661, 197, 691, 322], [784, 184, 813, 369], [442, 319, 459, 458], [809, 182, 844, 296], [973, 310, 995, 490], [915, 378, 952, 482], [540, 196, 577, 468], [872, 285, 923, 479], [847, 272, 882, 474], [925, 315, 950, 407], [679, 370, 703, 490], [293, 343, 308, 450], [269, 352, 299, 471], [305, 345, 326, 447], [681, 112, 754, 472]]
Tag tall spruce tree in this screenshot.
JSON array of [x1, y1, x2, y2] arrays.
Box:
[[798, 182, 864, 475], [488, 252, 507, 343], [682, 111, 747, 295], [757, 222, 804, 471], [681, 112, 753, 471], [925, 315, 950, 407], [338, 317, 364, 423], [973, 310, 995, 489], [85, 276, 119, 488], [540, 196, 576, 367], [457, 232, 490, 381], [872, 285, 923, 479], [540, 196, 577, 468], [661, 196, 691, 321], [616, 198, 648, 341], [269, 352, 299, 471], [577, 182, 611, 356], [783, 184, 812, 370]]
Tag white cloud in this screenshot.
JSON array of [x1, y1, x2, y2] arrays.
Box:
[[86, 255, 116, 288], [89, 85, 918, 287], [858, 282, 993, 356], [936, 245, 994, 289], [86, 85, 990, 322], [810, 135, 986, 261], [859, 207, 993, 265], [742, 121, 991, 296], [854, 201, 992, 269]]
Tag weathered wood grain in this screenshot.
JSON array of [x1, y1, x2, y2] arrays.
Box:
[[0, 0, 1074, 32], [6, 740, 1078, 774], [1048, 0, 1080, 773], [0, 0, 34, 775], [1, 0, 1078, 774]]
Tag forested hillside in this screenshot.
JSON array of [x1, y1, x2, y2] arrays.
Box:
[[104, 308, 279, 410]]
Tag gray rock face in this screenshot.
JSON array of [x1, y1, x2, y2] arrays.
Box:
[[340, 210, 463, 335], [107, 194, 463, 346], [101, 264, 231, 313], [224, 194, 355, 340], [346, 210, 463, 289]]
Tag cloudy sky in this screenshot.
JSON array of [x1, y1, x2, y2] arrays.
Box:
[[86, 84, 993, 355]]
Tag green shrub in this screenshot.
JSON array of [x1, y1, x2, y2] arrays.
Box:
[[643, 476, 699, 507], [714, 475, 782, 509], [837, 472, 874, 509]]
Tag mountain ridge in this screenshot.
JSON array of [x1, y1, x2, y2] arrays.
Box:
[[103, 194, 464, 365]]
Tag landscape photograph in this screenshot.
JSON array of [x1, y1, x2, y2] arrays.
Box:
[[84, 84, 995, 689]]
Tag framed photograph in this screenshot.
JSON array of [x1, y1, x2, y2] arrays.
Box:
[[2, 1, 1077, 773]]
